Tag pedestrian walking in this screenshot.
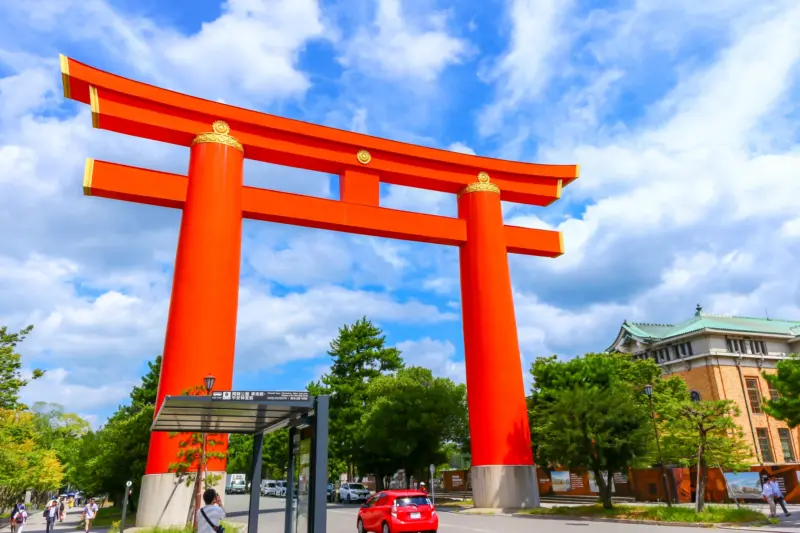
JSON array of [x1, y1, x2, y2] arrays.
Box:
[[45, 500, 59, 533], [13, 504, 28, 533], [82, 498, 99, 533], [768, 476, 792, 518], [59, 498, 66, 522], [762, 476, 777, 518], [10, 501, 21, 533]]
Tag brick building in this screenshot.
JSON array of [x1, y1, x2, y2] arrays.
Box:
[[608, 304, 800, 466]]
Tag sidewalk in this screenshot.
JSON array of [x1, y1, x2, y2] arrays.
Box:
[[3, 507, 108, 533]]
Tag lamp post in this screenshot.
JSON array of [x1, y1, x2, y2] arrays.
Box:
[[194, 375, 216, 530], [644, 384, 672, 507]]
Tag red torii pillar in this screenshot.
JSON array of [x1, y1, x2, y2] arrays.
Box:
[[60, 55, 577, 522]]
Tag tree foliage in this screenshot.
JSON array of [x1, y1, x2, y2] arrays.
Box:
[[763, 355, 800, 428], [71, 356, 162, 508], [358, 367, 468, 489], [227, 430, 290, 480], [308, 318, 404, 479], [0, 325, 44, 410], [0, 408, 65, 508], [660, 399, 751, 512], [530, 353, 685, 508]]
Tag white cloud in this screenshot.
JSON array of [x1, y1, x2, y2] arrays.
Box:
[[235, 284, 457, 370], [21, 368, 131, 412], [396, 338, 465, 384], [338, 0, 467, 82], [479, 0, 574, 136], [2, 0, 329, 105], [447, 142, 476, 155]]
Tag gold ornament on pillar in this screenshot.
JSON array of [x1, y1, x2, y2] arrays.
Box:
[[458, 171, 501, 198], [192, 120, 244, 153], [356, 149, 372, 165]]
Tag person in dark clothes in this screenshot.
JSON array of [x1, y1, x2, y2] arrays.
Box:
[[45, 500, 58, 533]]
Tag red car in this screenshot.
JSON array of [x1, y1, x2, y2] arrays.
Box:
[[357, 490, 438, 533]]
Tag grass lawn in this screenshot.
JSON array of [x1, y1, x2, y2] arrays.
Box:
[[437, 499, 473, 508], [77, 506, 136, 530], [521, 504, 773, 524]]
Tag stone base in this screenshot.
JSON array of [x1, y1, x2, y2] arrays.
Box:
[[471, 465, 540, 509], [136, 472, 226, 528]]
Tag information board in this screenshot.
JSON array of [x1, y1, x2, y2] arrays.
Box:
[[212, 390, 311, 402]]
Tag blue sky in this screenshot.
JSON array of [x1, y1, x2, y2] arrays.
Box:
[[1, 0, 799, 426]]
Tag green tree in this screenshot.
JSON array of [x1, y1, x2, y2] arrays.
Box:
[[0, 325, 44, 409], [225, 429, 290, 481], [530, 353, 684, 509], [72, 356, 162, 507], [30, 402, 90, 487], [763, 355, 800, 427], [226, 434, 253, 475], [358, 367, 467, 490], [660, 400, 751, 512], [308, 318, 404, 480], [0, 408, 65, 508]]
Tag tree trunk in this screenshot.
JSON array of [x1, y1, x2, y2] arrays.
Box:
[[594, 470, 612, 509], [375, 474, 385, 492], [695, 445, 706, 513]]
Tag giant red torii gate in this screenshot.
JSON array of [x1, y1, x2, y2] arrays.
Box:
[[61, 55, 577, 520]]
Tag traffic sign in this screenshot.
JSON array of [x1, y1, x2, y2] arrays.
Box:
[[429, 464, 435, 474], [211, 391, 310, 402]]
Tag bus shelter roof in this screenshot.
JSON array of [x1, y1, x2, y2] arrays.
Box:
[[150, 391, 315, 434]]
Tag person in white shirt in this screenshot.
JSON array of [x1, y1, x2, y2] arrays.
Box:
[[198, 488, 226, 533], [14, 504, 28, 533], [45, 500, 58, 533], [761, 476, 777, 517], [82, 498, 99, 533], [768, 476, 791, 518]]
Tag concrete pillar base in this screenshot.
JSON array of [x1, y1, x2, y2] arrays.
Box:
[[136, 471, 226, 528], [471, 465, 540, 510]]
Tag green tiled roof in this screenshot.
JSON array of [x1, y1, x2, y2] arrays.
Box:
[[622, 312, 800, 343]]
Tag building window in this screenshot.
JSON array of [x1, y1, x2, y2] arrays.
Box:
[[750, 341, 767, 355], [745, 378, 763, 414], [690, 391, 702, 402], [680, 343, 687, 356], [727, 338, 746, 353], [769, 383, 780, 400], [778, 428, 796, 463], [686, 342, 693, 356], [757, 428, 775, 463]]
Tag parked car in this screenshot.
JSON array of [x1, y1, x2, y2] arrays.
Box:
[[261, 480, 280, 497], [339, 483, 371, 503], [227, 478, 247, 495], [276, 480, 287, 497], [357, 490, 437, 533]]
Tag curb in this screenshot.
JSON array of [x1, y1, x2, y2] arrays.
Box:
[[511, 514, 721, 528]]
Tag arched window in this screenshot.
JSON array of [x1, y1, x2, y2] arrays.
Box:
[[690, 390, 702, 403]]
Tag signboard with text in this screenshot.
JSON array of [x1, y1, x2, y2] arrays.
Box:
[[212, 390, 311, 402]]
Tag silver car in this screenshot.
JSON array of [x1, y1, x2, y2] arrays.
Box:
[[338, 483, 371, 503]]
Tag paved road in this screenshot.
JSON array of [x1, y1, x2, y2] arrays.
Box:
[[223, 494, 733, 533]]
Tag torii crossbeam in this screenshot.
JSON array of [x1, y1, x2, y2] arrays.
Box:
[[61, 55, 577, 523]]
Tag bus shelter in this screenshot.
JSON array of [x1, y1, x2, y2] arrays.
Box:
[[151, 391, 329, 533]]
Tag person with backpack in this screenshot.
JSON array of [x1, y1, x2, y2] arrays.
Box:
[[9, 501, 20, 533], [13, 504, 28, 533], [197, 488, 226, 533], [59, 498, 66, 522]]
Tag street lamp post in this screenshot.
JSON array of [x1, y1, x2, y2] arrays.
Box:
[[194, 375, 216, 530], [644, 384, 672, 507]]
